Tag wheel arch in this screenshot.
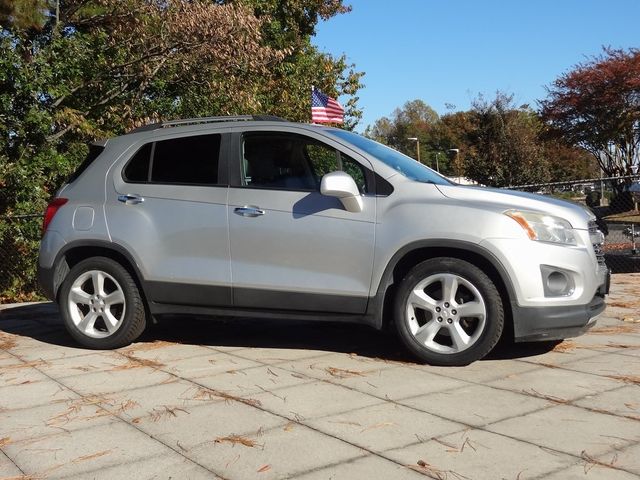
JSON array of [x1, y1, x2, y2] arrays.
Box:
[[49, 240, 148, 304], [368, 240, 515, 337]]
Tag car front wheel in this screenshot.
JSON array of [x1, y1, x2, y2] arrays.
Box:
[[394, 257, 504, 366]]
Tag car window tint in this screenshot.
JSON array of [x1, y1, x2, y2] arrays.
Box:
[[68, 143, 105, 184], [242, 135, 317, 191], [151, 134, 220, 185], [123, 143, 152, 182], [242, 133, 368, 193], [305, 144, 367, 194]]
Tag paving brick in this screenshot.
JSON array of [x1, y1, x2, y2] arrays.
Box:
[[252, 381, 380, 421], [0, 397, 117, 444], [59, 365, 175, 396], [573, 385, 640, 420], [596, 441, 640, 476], [399, 383, 551, 427], [561, 351, 640, 379], [132, 400, 283, 451], [487, 363, 623, 401], [58, 452, 217, 480], [187, 422, 366, 480], [383, 428, 576, 480], [158, 351, 261, 380], [4, 422, 169, 479], [487, 404, 640, 457], [0, 358, 51, 388], [295, 454, 425, 480], [196, 364, 314, 397], [0, 378, 77, 410], [411, 357, 539, 384], [542, 463, 640, 480], [308, 402, 463, 452], [0, 450, 22, 478]]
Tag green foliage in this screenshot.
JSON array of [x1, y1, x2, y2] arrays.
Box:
[[0, 0, 363, 301], [367, 92, 598, 186], [464, 93, 548, 187], [364, 99, 447, 172]]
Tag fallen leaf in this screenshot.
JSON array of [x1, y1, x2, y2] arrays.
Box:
[[72, 450, 111, 463], [607, 375, 640, 385], [214, 435, 258, 448], [192, 387, 261, 407], [325, 367, 368, 378]]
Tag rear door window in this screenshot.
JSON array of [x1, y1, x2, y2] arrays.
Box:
[[123, 134, 221, 185]]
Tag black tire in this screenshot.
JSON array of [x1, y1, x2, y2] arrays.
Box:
[[59, 256, 147, 349], [394, 257, 504, 366]]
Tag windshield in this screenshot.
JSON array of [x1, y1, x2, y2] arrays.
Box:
[[328, 129, 453, 185]]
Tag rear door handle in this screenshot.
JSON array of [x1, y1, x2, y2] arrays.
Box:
[[117, 194, 144, 205], [234, 206, 265, 217]]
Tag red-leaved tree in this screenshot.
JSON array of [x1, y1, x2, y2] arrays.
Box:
[[540, 48, 640, 179]]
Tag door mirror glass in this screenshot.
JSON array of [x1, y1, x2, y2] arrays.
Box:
[[320, 171, 363, 213]]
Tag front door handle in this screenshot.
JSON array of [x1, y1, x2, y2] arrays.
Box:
[[117, 194, 145, 205], [234, 206, 265, 217]]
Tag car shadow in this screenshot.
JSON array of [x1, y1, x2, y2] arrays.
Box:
[[1, 302, 560, 363]]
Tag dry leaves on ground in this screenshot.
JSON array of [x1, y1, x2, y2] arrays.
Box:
[[0, 332, 17, 350], [47, 395, 141, 427], [214, 434, 259, 448], [552, 340, 577, 353], [122, 340, 176, 353], [324, 367, 368, 378], [191, 386, 261, 407], [112, 354, 165, 370], [149, 405, 189, 422], [590, 324, 639, 335], [607, 375, 640, 386]]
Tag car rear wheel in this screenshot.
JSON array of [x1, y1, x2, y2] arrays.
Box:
[[59, 257, 147, 349], [394, 257, 504, 366]]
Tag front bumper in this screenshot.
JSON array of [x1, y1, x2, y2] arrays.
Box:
[[512, 280, 608, 342]]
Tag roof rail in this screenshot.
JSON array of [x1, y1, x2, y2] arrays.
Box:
[[127, 115, 286, 134]]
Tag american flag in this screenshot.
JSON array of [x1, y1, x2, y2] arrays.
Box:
[[311, 87, 344, 124]]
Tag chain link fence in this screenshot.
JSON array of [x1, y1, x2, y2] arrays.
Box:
[[0, 185, 43, 302]]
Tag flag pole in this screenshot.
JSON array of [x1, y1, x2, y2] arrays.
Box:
[[310, 85, 315, 124]]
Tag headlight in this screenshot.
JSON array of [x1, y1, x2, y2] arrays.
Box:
[[505, 210, 577, 245]]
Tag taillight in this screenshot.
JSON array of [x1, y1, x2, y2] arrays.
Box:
[[42, 198, 68, 235]]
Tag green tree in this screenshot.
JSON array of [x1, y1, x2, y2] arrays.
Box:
[[464, 93, 549, 187], [364, 99, 443, 170], [0, 0, 362, 300]]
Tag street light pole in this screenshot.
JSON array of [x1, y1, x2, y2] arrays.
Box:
[[448, 148, 460, 178], [407, 137, 420, 163]]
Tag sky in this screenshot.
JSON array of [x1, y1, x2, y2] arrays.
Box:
[[313, 0, 640, 131]]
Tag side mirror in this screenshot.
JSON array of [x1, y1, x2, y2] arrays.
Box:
[[320, 171, 363, 213]]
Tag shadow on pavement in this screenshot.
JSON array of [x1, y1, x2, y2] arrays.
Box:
[[1, 302, 559, 362]]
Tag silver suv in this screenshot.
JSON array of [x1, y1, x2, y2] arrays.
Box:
[[38, 116, 609, 365]]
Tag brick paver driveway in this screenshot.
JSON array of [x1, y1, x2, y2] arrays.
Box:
[[1, 274, 639, 479]]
